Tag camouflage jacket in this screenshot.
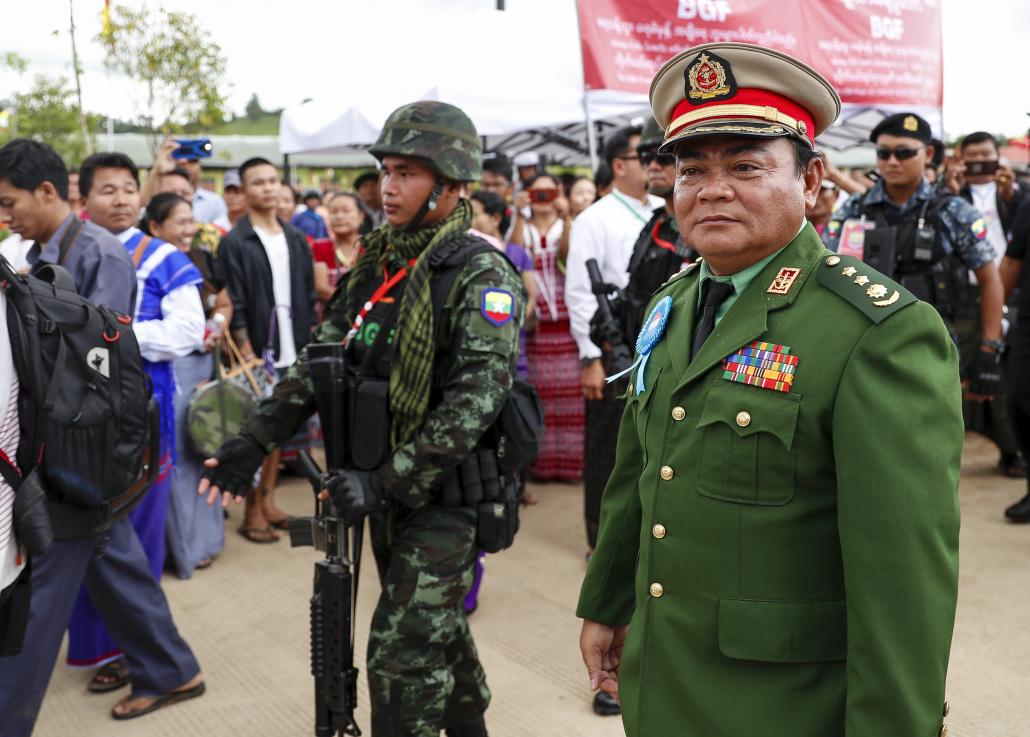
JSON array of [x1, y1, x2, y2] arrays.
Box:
[[822, 178, 996, 270], [242, 234, 524, 509]]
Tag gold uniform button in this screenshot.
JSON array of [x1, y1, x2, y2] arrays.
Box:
[[943, 702, 949, 717], [825, 255, 841, 267], [660, 465, 674, 481], [652, 524, 667, 539], [649, 582, 664, 598], [939, 726, 947, 737], [735, 411, 752, 427], [671, 406, 686, 421]]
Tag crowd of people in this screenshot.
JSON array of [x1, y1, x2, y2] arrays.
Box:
[[0, 88, 1029, 735]]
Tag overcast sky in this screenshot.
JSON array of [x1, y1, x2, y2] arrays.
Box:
[[3, 0, 1028, 141]]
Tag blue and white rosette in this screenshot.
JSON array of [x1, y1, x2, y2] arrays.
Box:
[[606, 295, 672, 395]]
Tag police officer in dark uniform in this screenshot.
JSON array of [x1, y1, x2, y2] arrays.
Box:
[[621, 117, 698, 341], [824, 113, 1006, 409], [200, 101, 524, 737]]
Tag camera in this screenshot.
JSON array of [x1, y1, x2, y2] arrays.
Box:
[[964, 160, 1000, 177], [174, 138, 213, 160], [528, 188, 558, 204]]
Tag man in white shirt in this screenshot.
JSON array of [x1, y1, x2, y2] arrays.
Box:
[[215, 157, 315, 541], [564, 125, 663, 717]]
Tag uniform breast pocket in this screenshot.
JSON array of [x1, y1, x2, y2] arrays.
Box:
[[695, 381, 800, 505]]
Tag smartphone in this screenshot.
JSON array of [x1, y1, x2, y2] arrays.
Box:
[[174, 138, 213, 160], [964, 160, 1000, 176]]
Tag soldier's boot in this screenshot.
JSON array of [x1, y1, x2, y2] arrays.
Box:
[[445, 714, 488, 737]]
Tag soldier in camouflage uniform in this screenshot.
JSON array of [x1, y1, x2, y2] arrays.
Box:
[[199, 101, 524, 737]]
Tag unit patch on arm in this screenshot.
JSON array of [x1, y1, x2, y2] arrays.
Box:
[[480, 288, 515, 326]]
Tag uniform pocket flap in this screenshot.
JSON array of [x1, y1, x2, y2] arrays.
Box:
[[718, 598, 846, 663], [696, 381, 800, 449]]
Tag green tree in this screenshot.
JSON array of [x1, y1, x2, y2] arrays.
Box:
[[1, 75, 100, 166], [96, 5, 229, 142], [245, 93, 265, 122]]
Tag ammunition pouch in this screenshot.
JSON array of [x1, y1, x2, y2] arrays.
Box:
[[862, 194, 976, 320], [439, 447, 519, 553], [348, 375, 391, 471]]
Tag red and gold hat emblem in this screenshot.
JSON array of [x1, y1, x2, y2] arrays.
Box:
[[686, 52, 736, 104]]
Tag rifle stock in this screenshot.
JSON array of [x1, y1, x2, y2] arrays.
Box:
[[585, 258, 634, 375]]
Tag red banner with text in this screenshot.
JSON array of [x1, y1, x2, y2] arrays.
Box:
[[577, 0, 942, 108]]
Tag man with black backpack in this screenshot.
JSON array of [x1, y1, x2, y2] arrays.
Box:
[[201, 101, 529, 737], [0, 140, 203, 736]]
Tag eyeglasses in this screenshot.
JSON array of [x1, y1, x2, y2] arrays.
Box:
[[638, 150, 676, 167], [876, 146, 924, 161]]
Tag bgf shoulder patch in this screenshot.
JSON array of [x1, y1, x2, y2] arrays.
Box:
[[480, 288, 515, 327], [816, 254, 916, 324]]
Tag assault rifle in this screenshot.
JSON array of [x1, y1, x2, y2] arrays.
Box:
[[585, 258, 634, 375], [288, 343, 362, 737]]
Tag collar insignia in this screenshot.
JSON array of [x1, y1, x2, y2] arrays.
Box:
[[685, 51, 737, 106], [767, 267, 801, 295]]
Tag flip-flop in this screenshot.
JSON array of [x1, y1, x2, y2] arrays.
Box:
[[267, 517, 291, 531], [237, 526, 279, 544], [111, 682, 206, 720], [88, 658, 130, 693]]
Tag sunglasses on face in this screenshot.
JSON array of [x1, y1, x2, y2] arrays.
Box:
[[638, 150, 676, 167], [876, 146, 924, 161]]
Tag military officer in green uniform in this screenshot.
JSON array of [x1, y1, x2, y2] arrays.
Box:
[[577, 43, 962, 737], [200, 101, 524, 737]]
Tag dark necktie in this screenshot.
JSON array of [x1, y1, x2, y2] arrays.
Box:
[[691, 280, 735, 360]]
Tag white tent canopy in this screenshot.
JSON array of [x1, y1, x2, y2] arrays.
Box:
[[278, 1, 940, 163]]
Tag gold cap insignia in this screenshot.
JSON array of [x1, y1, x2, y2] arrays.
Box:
[[685, 51, 737, 106], [767, 267, 802, 295], [903, 115, 919, 132]]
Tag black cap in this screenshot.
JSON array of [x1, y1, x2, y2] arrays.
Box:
[[869, 113, 932, 144]]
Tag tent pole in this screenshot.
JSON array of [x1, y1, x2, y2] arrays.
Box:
[[283, 153, 291, 183], [583, 97, 599, 173]]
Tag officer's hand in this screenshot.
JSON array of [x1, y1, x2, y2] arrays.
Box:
[[320, 470, 386, 527], [197, 433, 266, 507], [965, 347, 1002, 401], [580, 620, 626, 702], [582, 359, 606, 401]]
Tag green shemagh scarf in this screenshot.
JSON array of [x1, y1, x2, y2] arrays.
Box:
[[347, 197, 473, 449]]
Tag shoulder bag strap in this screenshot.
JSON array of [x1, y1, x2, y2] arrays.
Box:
[[57, 218, 84, 266], [131, 235, 153, 269]]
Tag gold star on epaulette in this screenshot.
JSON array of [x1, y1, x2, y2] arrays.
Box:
[[854, 275, 870, 286], [841, 266, 857, 277]]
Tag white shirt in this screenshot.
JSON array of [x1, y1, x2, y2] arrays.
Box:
[[116, 228, 206, 362], [0, 290, 24, 590], [0, 234, 33, 273], [565, 188, 664, 359], [253, 225, 297, 369], [192, 187, 228, 226], [969, 182, 1006, 265]]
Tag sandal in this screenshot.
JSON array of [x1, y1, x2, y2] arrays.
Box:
[[88, 658, 130, 693], [111, 682, 206, 720], [267, 517, 291, 531], [237, 526, 279, 544]]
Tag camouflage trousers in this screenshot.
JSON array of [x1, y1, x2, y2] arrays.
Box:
[[366, 504, 490, 737]]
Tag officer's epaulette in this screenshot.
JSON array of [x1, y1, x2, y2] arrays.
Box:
[[658, 258, 703, 290], [815, 253, 916, 324]]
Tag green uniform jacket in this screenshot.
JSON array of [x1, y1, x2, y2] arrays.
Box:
[[577, 224, 961, 737]]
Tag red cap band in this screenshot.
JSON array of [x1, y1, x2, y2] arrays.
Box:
[[669, 88, 815, 145]]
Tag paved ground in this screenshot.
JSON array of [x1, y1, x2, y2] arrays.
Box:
[[33, 433, 1030, 737]]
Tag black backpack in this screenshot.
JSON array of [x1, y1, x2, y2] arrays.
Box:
[[428, 235, 544, 478], [1, 255, 159, 538]]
